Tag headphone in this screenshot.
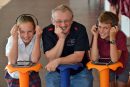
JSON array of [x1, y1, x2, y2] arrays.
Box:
[[16, 14, 38, 25]]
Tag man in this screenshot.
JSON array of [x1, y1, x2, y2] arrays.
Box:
[[42, 4, 93, 87]]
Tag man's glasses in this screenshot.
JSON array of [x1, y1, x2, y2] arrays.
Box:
[[53, 19, 72, 24]]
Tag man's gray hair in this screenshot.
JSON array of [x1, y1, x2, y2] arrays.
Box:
[[51, 4, 73, 18]]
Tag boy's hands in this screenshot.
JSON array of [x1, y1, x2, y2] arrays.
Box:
[[110, 26, 119, 40], [91, 25, 99, 38]]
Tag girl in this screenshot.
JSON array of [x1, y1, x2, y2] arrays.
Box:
[[5, 15, 42, 87]]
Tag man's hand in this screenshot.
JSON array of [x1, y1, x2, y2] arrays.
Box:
[[54, 26, 66, 39], [45, 58, 61, 72]]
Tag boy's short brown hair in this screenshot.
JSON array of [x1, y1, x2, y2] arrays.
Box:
[[98, 11, 119, 26]]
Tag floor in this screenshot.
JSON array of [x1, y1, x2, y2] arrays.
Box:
[[1, 0, 127, 87]]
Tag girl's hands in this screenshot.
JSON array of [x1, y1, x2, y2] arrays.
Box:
[[10, 24, 19, 39], [35, 25, 43, 39]]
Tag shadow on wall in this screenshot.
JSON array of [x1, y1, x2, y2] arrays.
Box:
[[0, 0, 69, 87]]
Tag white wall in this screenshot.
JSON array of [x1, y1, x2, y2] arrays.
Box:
[[104, 0, 130, 45], [104, 0, 110, 11], [121, 15, 130, 37]]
